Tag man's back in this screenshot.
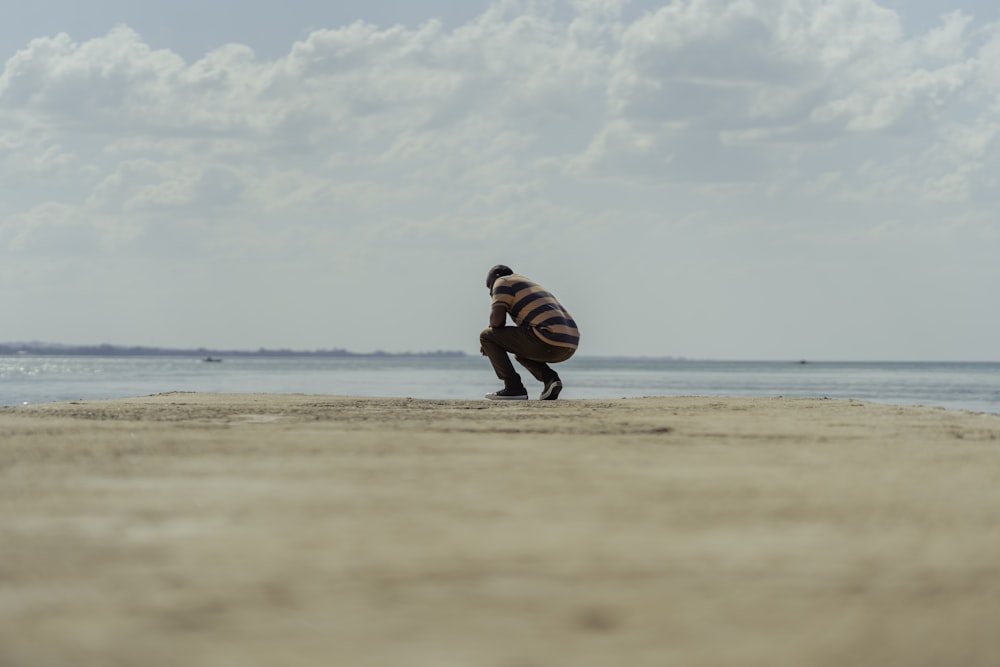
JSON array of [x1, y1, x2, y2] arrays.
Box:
[[490, 274, 580, 349]]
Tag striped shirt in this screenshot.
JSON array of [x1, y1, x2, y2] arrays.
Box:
[[491, 274, 580, 349]]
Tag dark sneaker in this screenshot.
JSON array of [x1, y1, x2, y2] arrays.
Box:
[[485, 387, 529, 401], [540, 379, 563, 401]]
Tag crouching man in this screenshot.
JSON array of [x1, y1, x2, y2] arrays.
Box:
[[480, 264, 580, 400]]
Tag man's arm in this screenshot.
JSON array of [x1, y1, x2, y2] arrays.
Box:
[[489, 304, 507, 328], [481, 304, 509, 356]]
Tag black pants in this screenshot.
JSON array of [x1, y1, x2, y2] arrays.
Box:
[[480, 326, 575, 389]]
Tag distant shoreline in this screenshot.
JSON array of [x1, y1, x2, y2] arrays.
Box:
[[3, 345, 997, 365], [0, 343, 466, 359]]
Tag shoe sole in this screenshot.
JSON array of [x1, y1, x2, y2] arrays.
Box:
[[540, 381, 563, 401], [485, 394, 529, 401]]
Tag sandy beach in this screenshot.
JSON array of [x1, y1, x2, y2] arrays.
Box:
[[2, 393, 999, 667]]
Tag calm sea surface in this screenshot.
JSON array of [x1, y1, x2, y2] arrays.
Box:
[[2, 356, 999, 414]]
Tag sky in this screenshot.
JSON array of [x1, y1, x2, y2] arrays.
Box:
[[1, 0, 999, 361]]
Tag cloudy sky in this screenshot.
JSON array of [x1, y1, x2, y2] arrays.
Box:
[[2, 0, 998, 360]]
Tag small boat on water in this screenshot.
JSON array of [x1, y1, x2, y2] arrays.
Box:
[[202, 357, 222, 363]]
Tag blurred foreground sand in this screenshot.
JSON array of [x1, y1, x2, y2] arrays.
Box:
[[2, 394, 1000, 667]]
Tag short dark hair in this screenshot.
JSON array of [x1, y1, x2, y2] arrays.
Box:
[[486, 264, 514, 288]]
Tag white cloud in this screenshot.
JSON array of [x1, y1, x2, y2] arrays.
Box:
[[918, 10, 974, 61], [590, 1, 991, 187], [1, 202, 102, 255], [1, 27, 185, 126], [1, 0, 999, 357]]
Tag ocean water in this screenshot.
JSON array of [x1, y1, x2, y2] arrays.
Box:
[[1, 355, 999, 414]]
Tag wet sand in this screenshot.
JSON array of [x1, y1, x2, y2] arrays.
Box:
[[2, 393, 1000, 667]]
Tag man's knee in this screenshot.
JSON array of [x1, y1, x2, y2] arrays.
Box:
[[480, 327, 494, 344]]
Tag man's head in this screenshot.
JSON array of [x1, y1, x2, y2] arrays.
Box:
[[486, 264, 514, 290]]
